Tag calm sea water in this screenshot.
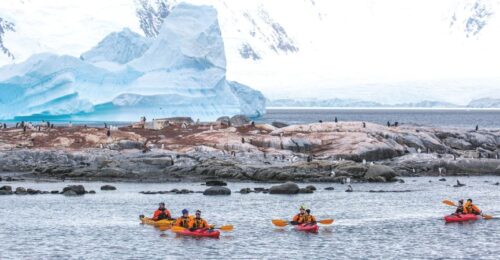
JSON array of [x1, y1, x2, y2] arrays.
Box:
[[4, 109, 500, 129], [258, 109, 500, 128], [1, 177, 499, 259]]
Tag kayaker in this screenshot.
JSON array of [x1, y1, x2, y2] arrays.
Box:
[[304, 209, 317, 225], [189, 210, 211, 231], [152, 202, 172, 221], [175, 209, 192, 228], [464, 199, 482, 215], [454, 200, 464, 215], [291, 206, 307, 225]]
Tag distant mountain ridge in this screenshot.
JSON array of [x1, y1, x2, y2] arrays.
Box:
[[268, 98, 500, 108]]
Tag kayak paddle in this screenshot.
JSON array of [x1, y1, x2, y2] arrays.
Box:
[[442, 200, 493, 219], [272, 219, 334, 227], [442, 200, 456, 207], [214, 225, 233, 231]]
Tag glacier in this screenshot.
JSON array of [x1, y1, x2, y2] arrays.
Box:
[[0, 3, 266, 121]]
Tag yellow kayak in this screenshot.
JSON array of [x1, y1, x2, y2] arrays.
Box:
[[140, 217, 174, 227]]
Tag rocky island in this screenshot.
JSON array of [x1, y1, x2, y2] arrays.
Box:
[[1, 116, 499, 183]]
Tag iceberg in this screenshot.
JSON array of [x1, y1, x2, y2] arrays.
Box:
[[0, 3, 265, 121]]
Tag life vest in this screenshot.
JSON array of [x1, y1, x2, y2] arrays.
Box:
[[304, 215, 316, 223], [192, 218, 208, 229], [176, 216, 191, 228], [293, 213, 306, 224], [153, 209, 171, 220], [464, 203, 481, 215]]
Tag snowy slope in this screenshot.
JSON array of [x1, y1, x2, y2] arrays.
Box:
[[0, 3, 265, 121]]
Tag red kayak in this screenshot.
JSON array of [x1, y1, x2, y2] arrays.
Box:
[[176, 229, 220, 238], [444, 214, 479, 223], [295, 223, 319, 233]]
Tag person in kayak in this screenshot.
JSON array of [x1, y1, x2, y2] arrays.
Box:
[[464, 199, 482, 215], [175, 209, 192, 228], [291, 206, 307, 225], [454, 200, 465, 215], [152, 202, 172, 221], [189, 210, 211, 231], [304, 209, 317, 226]]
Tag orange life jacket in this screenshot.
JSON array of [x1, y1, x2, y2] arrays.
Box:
[[190, 217, 209, 229], [304, 215, 316, 223], [293, 213, 306, 224], [153, 209, 171, 220], [175, 216, 192, 228]]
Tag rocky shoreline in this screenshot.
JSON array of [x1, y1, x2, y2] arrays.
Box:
[[1, 118, 500, 183]]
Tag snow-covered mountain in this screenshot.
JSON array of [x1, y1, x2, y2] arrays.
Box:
[[450, 0, 498, 37], [268, 99, 461, 108], [0, 17, 15, 60], [0, 0, 500, 107], [467, 98, 500, 108], [0, 3, 265, 121]]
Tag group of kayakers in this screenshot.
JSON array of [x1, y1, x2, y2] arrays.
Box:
[[151, 202, 213, 231], [454, 199, 482, 215], [292, 206, 317, 225]]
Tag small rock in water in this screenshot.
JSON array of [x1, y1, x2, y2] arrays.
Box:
[[88, 190, 96, 194], [493, 182, 499, 186], [345, 185, 353, 192], [0, 186, 13, 195], [269, 182, 300, 195], [324, 187, 335, 191], [15, 187, 27, 195], [176, 189, 191, 194], [240, 188, 252, 194], [63, 190, 78, 196], [305, 185, 317, 191], [62, 185, 86, 195], [100, 185, 117, 191], [0, 185, 12, 192], [398, 179, 405, 183], [439, 178, 446, 182], [50, 190, 59, 194], [27, 188, 39, 195], [254, 187, 265, 193], [203, 186, 231, 196]]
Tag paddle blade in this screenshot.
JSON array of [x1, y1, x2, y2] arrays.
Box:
[[442, 200, 457, 207], [272, 219, 289, 227], [217, 225, 234, 231], [483, 214, 493, 220], [158, 226, 170, 231], [319, 219, 334, 225], [171, 226, 186, 233]]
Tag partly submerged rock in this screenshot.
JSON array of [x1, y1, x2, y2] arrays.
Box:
[[269, 182, 300, 194], [100, 185, 117, 191], [62, 185, 86, 195], [203, 186, 231, 196], [15, 187, 27, 195]]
